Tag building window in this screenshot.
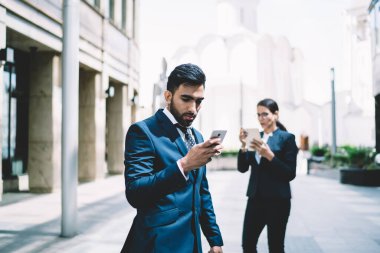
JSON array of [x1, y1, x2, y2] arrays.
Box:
[[126, 0, 134, 38], [376, 4, 380, 51], [86, 0, 100, 8], [370, 1, 380, 54], [109, 0, 115, 21], [122, 0, 127, 30], [132, 0, 136, 38]]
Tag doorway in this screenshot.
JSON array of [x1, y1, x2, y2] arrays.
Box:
[[1, 50, 29, 181]]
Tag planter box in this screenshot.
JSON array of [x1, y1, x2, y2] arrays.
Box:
[[340, 168, 380, 186], [307, 160, 339, 180]]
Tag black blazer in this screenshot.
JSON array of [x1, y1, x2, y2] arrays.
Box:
[[237, 128, 298, 199]]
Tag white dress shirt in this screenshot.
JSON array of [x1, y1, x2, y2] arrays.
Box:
[[163, 107, 193, 179], [255, 132, 273, 164]]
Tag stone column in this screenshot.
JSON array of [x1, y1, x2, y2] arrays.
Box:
[[0, 6, 6, 200], [28, 53, 61, 193], [106, 83, 131, 174], [78, 70, 106, 182]]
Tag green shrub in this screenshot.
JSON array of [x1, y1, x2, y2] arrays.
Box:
[[220, 149, 239, 157], [316, 145, 376, 169], [334, 145, 375, 169], [367, 162, 380, 170], [330, 152, 349, 167], [348, 147, 375, 169], [310, 145, 328, 157]]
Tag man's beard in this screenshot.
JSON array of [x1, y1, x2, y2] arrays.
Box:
[[169, 100, 196, 127]]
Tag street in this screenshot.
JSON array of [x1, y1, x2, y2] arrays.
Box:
[[0, 168, 380, 253]]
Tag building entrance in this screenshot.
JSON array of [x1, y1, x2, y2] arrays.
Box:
[[1, 50, 29, 181]]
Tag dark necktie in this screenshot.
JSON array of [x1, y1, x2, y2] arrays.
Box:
[[176, 124, 198, 178], [176, 124, 196, 151]]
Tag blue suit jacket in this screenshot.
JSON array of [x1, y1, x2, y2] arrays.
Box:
[[121, 109, 223, 253], [237, 128, 298, 199]]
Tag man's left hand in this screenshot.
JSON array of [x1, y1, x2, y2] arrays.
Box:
[[208, 246, 223, 253]]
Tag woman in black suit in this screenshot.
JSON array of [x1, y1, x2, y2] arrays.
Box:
[[238, 98, 298, 253]]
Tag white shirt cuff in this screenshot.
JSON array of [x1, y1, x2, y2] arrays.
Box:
[[177, 159, 189, 180]]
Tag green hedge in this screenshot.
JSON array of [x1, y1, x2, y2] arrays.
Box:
[[220, 149, 239, 157], [322, 145, 376, 169], [310, 145, 329, 157]]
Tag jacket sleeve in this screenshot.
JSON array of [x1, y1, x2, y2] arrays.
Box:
[[237, 150, 256, 173], [124, 123, 187, 208], [199, 169, 224, 247], [267, 134, 298, 182]]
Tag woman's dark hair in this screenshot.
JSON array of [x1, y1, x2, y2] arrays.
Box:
[[257, 98, 287, 131], [167, 63, 206, 93]]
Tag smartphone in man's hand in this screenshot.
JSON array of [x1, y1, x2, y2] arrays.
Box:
[[210, 130, 227, 143]]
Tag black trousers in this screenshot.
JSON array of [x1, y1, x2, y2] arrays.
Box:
[[242, 197, 291, 253]]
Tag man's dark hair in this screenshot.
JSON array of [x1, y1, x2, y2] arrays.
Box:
[[167, 63, 206, 93]]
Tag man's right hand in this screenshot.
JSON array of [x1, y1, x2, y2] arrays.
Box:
[[180, 138, 223, 173]]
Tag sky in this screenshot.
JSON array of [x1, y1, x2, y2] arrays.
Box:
[[139, 0, 216, 108], [138, 0, 364, 108]]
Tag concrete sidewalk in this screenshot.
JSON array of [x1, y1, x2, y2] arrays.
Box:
[[0, 169, 380, 253]]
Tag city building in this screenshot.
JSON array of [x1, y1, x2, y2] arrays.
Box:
[[153, 0, 304, 149], [153, 0, 376, 151], [0, 0, 140, 200]]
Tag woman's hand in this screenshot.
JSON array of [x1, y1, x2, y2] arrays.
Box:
[[208, 246, 223, 253], [250, 139, 275, 161], [239, 128, 247, 148]]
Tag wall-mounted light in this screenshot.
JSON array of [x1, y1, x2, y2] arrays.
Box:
[[131, 94, 139, 106], [105, 86, 115, 98], [0, 47, 15, 64]]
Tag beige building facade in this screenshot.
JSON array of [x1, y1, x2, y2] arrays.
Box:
[[0, 0, 140, 199]]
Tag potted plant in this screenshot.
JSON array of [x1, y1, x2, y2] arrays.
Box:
[[306, 144, 331, 175], [309, 145, 329, 162], [339, 146, 380, 186]]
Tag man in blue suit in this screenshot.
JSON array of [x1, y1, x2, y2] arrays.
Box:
[[121, 63, 224, 253]]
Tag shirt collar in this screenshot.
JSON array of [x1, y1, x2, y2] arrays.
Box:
[[263, 132, 273, 138], [263, 127, 279, 137], [163, 107, 178, 125], [163, 107, 195, 142], [163, 107, 193, 130]]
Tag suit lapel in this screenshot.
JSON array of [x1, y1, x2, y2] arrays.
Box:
[[191, 129, 202, 182], [155, 110, 203, 183], [192, 129, 202, 144], [174, 137, 189, 157], [266, 129, 280, 152], [155, 110, 188, 157], [266, 134, 274, 152]]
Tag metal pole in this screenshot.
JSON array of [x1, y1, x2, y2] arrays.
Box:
[[7, 64, 12, 176], [61, 0, 79, 237], [330, 68, 337, 155]]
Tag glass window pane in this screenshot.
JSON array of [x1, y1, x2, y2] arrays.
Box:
[[86, 0, 100, 8], [109, 0, 115, 21], [122, 0, 127, 30]]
